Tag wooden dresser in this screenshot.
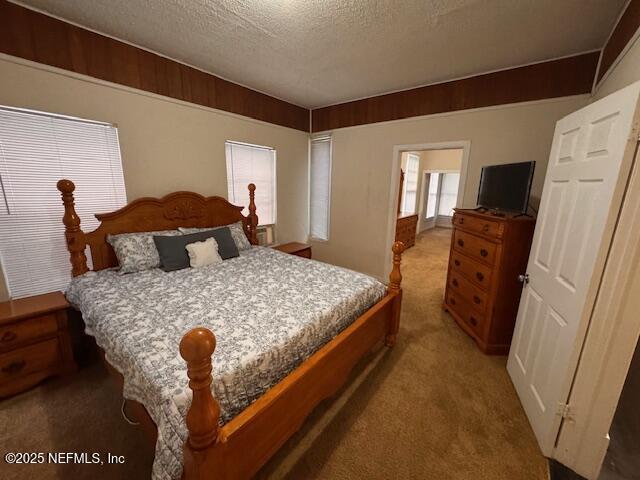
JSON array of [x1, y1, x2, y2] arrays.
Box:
[[443, 209, 535, 354], [0, 292, 76, 397], [396, 212, 418, 249]]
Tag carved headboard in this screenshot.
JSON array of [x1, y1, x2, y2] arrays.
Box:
[[57, 179, 258, 275]]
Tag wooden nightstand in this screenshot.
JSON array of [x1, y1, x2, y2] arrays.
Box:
[[0, 292, 76, 397], [272, 242, 312, 259]]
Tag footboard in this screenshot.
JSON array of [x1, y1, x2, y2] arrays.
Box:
[[180, 241, 405, 480]]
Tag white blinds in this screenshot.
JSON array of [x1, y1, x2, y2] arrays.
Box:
[[309, 136, 332, 240], [438, 173, 460, 217], [0, 107, 126, 298], [225, 141, 276, 226]]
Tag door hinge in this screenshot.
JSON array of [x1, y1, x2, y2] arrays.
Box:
[[556, 402, 574, 421]]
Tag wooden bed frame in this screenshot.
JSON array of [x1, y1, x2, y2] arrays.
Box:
[[57, 178, 404, 480]]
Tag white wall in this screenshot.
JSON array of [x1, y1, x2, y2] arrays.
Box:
[[311, 96, 589, 280], [594, 35, 640, 100], [0, 55, 309, 301]]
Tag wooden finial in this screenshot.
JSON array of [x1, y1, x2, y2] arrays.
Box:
[[388, 241, 405, 293], [57, 179, 88, 277], [386, 241, 405, 347], [247, 183, 258, 245], [179, 327, 220, 450]]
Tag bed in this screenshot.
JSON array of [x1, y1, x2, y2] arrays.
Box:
[[57, 179, 404, 480]]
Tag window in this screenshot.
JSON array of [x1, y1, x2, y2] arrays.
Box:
[[0, 106, 126, 298], [309, 136, 332, 240], [401, 153, 419, 213], [225, 141, 276, 226], [438, 173, 460, 217], [425, 172, 440, 219]]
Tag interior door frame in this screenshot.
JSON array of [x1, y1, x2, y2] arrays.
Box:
[[384, 141, 471, 279], [553, 138, 640, 479]]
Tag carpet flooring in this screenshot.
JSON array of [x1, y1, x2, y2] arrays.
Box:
[[0, 228, 548, 480]]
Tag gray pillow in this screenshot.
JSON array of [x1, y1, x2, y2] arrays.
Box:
[[179, 221, 252, 251], [153, 227, 239, 272]]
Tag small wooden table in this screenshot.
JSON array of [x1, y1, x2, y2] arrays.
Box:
[[272, 242, 312, 259], [0, 292, 76, 397]]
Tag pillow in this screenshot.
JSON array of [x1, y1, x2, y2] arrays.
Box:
[[107, 230, 181, 274], [153, 227, 239, 272], [185, 237, 223, 268], [179, 221, 252, 251]]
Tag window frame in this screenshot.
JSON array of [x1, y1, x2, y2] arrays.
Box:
[[308, 134, 333, 242]]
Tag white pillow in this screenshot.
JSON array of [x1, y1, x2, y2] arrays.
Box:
[[185, 237, 223, 268]]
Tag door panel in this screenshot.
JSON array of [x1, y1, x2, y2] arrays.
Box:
[[507, 82, 640, 455]]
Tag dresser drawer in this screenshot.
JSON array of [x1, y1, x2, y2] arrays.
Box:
[[449, 251, 493, 291], [0, 339, 60, 383], [453, 229, 497, 265], [453, 213, 502, 238], [448, 271, 489, 313], [445, 291, 486, 337], [0, 314, 58, 352]]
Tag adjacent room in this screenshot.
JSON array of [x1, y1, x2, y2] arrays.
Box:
[[1, 1, 640, 480]]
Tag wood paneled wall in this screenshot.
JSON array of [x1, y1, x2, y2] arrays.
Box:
[[597, 0, 640, 83], [311, 52, 599, 132], [0, 1, 310, 132]]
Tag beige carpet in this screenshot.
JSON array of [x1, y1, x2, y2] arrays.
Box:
[[0, 228, 547, 480]]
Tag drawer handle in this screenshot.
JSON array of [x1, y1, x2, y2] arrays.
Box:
[[459, 218, 464, 224], [2, 360, 26, 375], [480, 249, 488, 257], [457, 239, 464, 247], [452, 279, 459, 287], [1, 331, 17, 343], [454, 259, 461, 266], [482, 224, 490, 232], [476, 272, 484, 282], [469, 316, 478, 326], [473, 295, 481, 304]]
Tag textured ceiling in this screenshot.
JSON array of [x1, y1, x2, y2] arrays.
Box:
[[15, 0, 627, 108]]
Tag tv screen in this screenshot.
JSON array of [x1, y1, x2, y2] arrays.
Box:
[[477, 161, 535, 213]]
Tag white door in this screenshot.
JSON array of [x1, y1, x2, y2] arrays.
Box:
[[507, 82, 640, 455]]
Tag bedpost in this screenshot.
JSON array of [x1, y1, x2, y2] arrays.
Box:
[[386, 241, 405, 347], [247, 183, 258, 245], [57, 179, 89, 277], [180, 327, 220, 452]]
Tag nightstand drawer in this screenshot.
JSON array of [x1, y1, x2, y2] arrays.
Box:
[[0, 339, 60, 383], [453, 230, 497, 265], [0, 314, 58, 352]]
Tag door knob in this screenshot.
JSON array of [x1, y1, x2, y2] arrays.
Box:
[[518, 273, 530, 284]]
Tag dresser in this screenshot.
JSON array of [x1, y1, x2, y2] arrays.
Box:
[[273, 242, 312, 258], [0, 292, 76, 397], [443, 209, 535, 354], [396, 212, 418, 249]]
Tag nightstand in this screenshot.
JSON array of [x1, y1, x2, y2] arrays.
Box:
[[272, 242, 312, 259], [0, 292, 76, 397]]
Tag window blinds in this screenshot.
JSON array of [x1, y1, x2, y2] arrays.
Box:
[[0, 107, 126, 298], [309, 136, 332, 241], [225, 141, 276, 226], [438, 173, 460, 217]]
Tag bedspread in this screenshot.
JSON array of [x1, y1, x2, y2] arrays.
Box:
[[66, 246, 386, 480]]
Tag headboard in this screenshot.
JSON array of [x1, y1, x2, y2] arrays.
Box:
[[57, 179, 258, 276]]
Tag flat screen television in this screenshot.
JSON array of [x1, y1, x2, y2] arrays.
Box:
[[477, 161, 535, 214]]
